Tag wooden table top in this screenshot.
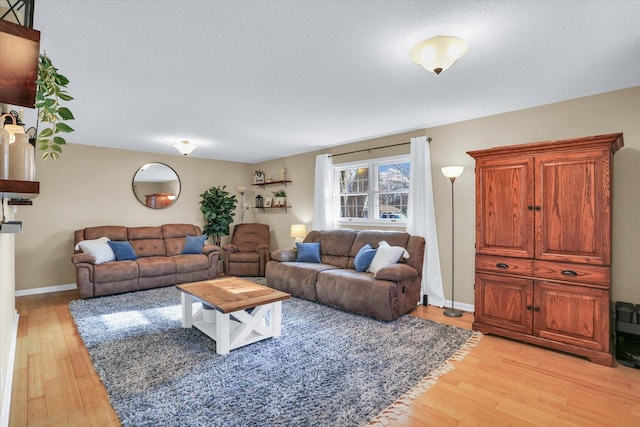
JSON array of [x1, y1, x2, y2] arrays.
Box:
[[177, 277, 291, 313]]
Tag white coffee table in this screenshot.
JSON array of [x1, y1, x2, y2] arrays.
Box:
[[177, 277, 291, 355]]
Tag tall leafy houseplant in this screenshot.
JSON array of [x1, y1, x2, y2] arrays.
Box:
[[200, 185, 237, 246], [35, 53, 74, 160]]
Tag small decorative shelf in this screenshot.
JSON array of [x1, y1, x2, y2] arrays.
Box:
[[252, 179, 292, 189], [0, 179, 40, 204], [255, 206, 291, 213]]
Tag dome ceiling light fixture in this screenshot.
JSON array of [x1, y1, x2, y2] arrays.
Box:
[[410, 35, 468, 75], [174, 139, 196, 156]]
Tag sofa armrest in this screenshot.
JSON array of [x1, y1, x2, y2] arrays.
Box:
[[221, 243, 237, 253], [374, 263, 418, 281], [203, 244, 221, 255], [271, 248, 297, 262], [72, 253, 96, 265]]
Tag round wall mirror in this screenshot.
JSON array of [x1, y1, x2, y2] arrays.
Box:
[[132, 163, 181, 209]]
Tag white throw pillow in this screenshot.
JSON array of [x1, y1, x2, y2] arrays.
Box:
[[367, 241, 410, 274], [77, 237, 116, 264]]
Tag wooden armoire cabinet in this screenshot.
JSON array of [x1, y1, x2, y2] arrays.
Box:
[[468, 133, 623, 366]]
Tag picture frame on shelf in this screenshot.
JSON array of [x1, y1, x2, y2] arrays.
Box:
[[264, 197, 272, 208], [254, 170, 264, 183]]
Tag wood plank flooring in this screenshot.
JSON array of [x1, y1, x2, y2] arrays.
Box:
[[9, 289, 640, 426]]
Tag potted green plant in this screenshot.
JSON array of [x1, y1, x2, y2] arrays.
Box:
[[273, 189, 287, 207], [34, 53, 74, 160], [200, 185, 237, 246]]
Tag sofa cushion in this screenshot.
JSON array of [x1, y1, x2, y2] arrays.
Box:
[[108, 241, 138, 261], [227, 252, 260, 263], [93, 260, 138, 282], [136, 257, 175, 277], [367, 241, 409, 274], [295, 242, 321, 263], [354, 243, 377, 272], [172, 254, 209, 273], [266, 261, 339, 301], [78, 238, 116, 264], [83, 226, 128, 242], [130, 239, 166, 257], [163, 224, 201, 256], [182, 235, 207, 254], [304, 229, 357, 268]]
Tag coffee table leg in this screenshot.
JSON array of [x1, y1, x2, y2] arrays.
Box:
[[272, 301, 282, 338], [216, 310, 231, 355], [181, 293, 193, 328]]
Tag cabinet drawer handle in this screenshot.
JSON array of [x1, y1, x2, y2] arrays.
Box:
[[561, 270, 578, 276], [533, 307, 540, 312], [496, 263, 509, 269], [527, 205, 534, 210], [526, 305, 532, 311]]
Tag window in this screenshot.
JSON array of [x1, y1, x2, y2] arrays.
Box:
[[334, 155, 410, 225]]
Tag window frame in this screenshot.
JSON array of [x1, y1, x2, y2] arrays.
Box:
[[333, 154, 411, 227]]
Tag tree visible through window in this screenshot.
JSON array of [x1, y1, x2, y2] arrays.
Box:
[[334, 155, 410, 224]]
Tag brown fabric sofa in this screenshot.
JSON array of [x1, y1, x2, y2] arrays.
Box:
[[72, 224, 219, 298], [266, 229, 425, 321], [222, 223, 270, 277]]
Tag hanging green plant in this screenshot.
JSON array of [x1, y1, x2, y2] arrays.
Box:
[[35, 53, 74, 160]]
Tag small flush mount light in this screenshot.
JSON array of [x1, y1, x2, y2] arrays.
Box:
[[174, 140, 196, 156], [410, 35, 468, 75]]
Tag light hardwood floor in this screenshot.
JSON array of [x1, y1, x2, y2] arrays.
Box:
[[9, 289, 640, 426]]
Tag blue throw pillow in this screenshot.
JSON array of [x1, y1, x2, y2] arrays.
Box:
[[295, 242, 321, 263], [354, 243, 377, 272], [182, 235, 207, 254], [107, 241, 138, 261]]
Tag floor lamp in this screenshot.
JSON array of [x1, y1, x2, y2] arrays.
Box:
[[442, 166, 464, 318], [236, 186, 249, 223]]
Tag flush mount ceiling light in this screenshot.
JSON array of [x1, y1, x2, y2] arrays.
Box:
[[174, 140, 196, 156], [410, 35, 468, 75]]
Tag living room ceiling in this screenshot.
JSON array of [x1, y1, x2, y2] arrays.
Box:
[[25, 1, 640, 163]]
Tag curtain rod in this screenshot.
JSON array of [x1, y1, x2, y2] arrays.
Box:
[[328, 137, 431, 158]]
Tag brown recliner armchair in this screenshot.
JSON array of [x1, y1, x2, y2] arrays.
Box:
[[222, 223, 271, 276]]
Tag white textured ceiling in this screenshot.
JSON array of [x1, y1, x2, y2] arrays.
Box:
[[24, 0, 640, 163]]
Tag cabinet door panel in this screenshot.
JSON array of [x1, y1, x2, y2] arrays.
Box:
[[535, 149, 610, 265], [476, 158, 534, 258], [534, 281, 609, 351], [475, 273, 533, 334]]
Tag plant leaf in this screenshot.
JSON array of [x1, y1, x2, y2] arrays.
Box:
[[55, 123, 74, 133], [38, 128, 54, 137], [58, 107, 74, 120], [53, 136, 67, 145]]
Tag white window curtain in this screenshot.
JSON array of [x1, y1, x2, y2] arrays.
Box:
[[406, 136, 445, 307], [312, 153, 333, 230]]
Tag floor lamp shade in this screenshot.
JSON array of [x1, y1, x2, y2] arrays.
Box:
[[442, 166, 463, 317]]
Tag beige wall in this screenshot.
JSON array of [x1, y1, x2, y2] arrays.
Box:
[[13, 143, 253, 291], [9, 86, 640, 307], [267, 86, 639, 306]]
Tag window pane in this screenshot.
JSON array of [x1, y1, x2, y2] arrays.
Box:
[[378, 162, 410, 191], [339, 195, 368, 218], [339, 167, 369, 193], [378, 192, 408, 219]]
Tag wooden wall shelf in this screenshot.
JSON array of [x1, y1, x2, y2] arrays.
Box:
[[0, 179, 40, 200], [252, 180, 291, 188]]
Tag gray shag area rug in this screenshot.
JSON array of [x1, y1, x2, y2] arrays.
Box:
[[69, 278, 480, 427]]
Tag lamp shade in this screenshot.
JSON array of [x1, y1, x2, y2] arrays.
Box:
[[290, 224, 307, 239], [441, 166, 464, 179], [410, 35, 468, 75], [174, 140, 196, 156], [236, 186, 247, 194]]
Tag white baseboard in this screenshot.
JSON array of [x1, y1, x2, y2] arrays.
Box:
[[1, 311, 19, 427], [14, 283, 77, 297], [444, 299, 474, 313]]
